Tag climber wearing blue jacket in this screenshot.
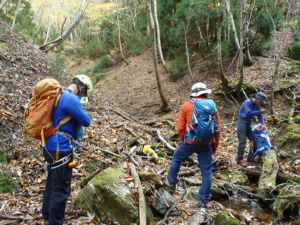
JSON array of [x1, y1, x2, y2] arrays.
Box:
[[42, 75, 93, 225], [237, 92, 267, 165]]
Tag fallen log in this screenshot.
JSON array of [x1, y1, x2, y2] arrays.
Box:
[[166, 131, 179, 139], [143, 118, 172, 126], [97, 106, 133, 122], [243, 167, 300, 184], [257, 150, 279, 198], [129, 163, 147, 225], [124, 124, 145, 144]]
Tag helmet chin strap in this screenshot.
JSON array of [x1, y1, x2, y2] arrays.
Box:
[[76, 85, 81, 96]]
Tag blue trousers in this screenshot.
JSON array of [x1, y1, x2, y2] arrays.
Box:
[[167, 142, 213, 203], [237, 118, 252, 161], [42, 150, 73, 225]]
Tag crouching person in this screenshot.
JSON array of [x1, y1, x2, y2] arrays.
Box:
[[42, 75, 92, 225], [166, 83, 221, 214]]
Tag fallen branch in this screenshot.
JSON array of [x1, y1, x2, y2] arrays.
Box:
[[64, 211, 88, 217], [165, 120, 175, 130], [0, 201, 7, 212], [132, 125, 156, 135], [156, 129, 176, 151], [0, 213, 32, 221], [124, 124, 145, 143], [282, 56, 300, 65], [178, 168, 200, 177], [129, 163, 147, 225], [143, 118, 172, 126], [130, 155, 141, 168], [92, 147, 125, 158], [97, 106, 132, 122], [138, 171, 165, 186]]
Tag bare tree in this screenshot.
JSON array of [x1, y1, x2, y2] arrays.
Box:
[[225, 0, 240, 50], [153, 0, 167, 71], [244, 0, 254, 66], [0, 0, 9, 11], [236, 0, 245, 94], [11, 0, 22, 30], [269, 0, 294, 115], [115, 0, 128, 65], [148, 1, 169, 109], [44, 0, 56, 44], [214, 0, 229, 88], [39, 0, 86, 52], [195, 21, 203, 39]]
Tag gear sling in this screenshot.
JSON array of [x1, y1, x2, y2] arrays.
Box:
[[23, 79, 73, 164]]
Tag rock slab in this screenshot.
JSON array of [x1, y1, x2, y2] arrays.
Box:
[[215, 212, 241, 225], [74, 168, 138, 225]]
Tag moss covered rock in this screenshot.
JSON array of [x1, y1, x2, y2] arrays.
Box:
[[0, 152, 11, 164], [272, 186, 300, 221], [293, 115, 300, 124], [0, 172, 18, 194], [215, 212, 241, 225], [74, 168, 138, 225], [210, 188, 227, 200], [220, 169, 248, 185]]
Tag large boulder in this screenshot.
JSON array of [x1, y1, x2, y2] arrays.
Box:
[[220, 169, 248, 185], [215, 212, 241, 225], [185, 212, 205, 225], [184, 187, 199, 203], [74, 168, 138, 225]]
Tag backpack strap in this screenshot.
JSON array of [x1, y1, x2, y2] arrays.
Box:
[[54, 114, 73, 161]]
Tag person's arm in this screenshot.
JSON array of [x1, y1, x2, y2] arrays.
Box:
[[177, 104, 187, 141], [257, 106, 265, 125], [63, 94, 91, 127], [244, 101, 262, 117], [212, 109, 221, 154]]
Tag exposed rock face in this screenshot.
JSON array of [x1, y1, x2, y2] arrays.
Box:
[[74, 168, 138, 225], [220, 169, 248, 185], [215, 212, 241, 225]]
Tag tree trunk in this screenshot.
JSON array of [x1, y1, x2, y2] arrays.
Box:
[[227, 0, 231, 41], [236, 0, 244, 94], [11, 0, 22, 30], [225, 0, 240, 50], [153, 0, 167, 71], [39, 0, 85, 52], [244, 1, 254, 66], [215, 0, 229, 88], [270, 0, 293, 115], [183, 21, 195, 83], [148, 1, 169, 109], [0, 0, 9, 11], [257, 150, 279, 198], [115, 0, 128, 65], [44, 0, 55, 44], [146, 22, 150, 36], [196, 21, 203, 39]]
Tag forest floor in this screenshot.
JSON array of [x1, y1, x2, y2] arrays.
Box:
[[1, 17, 300, 225]]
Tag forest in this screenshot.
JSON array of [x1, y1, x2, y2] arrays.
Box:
[[0, 0, 300, 224]]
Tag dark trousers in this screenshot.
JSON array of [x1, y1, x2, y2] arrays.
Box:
[[237, 118, 252, 161], [42, 149, 73, 225], [167, 142, 213, 203]]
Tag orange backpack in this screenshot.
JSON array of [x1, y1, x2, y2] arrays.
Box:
[[23, 79, 73, 148]]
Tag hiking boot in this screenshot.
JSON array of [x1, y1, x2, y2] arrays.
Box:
[[199, 201, 208, 212], [165, 179, 176, 194], [238, 160, 248, 165]]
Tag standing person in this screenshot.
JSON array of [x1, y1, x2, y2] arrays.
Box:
[[237, 92, 267, 165], [42, 75, 93, 225], [166, 83, 221, 213]]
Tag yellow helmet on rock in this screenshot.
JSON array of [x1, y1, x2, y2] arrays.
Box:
[[71, 75, 93, 97]]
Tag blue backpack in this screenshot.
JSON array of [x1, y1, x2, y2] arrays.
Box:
[[184, 99, 219, 143]]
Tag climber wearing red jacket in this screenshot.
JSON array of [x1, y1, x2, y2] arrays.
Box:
[[166, 83, 221, 215]]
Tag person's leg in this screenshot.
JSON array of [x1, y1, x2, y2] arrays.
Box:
[[237, 119, 248, 162], [246, 122, 254, 161], [42, 164, 51, 223], [167, 142, 194, 184], [42, 149, 54, 223], [196, 145, 213, 203], [48, 164, 72, 225]]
